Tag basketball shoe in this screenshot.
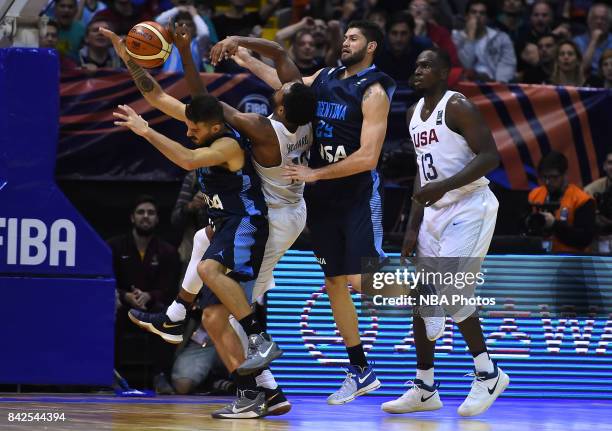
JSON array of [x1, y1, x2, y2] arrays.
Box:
[[327, 364, 381, 405], [381, 379, 442, 414], [264, 386, 292, 416], [128, 309, 185, 344], [211, 389, 267, 419], [457, 363, 510, 417], [423, 315, 445, 341], [236, 333, 283, 375]]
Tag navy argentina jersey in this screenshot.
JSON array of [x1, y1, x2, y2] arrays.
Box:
[[306, 65, 396, 277], [196, 124, 268, 283], [308, 65, 396, 200]]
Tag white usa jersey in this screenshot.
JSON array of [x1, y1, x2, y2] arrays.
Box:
[[409, 90, 489, 208], [252, 117, 313, 207]]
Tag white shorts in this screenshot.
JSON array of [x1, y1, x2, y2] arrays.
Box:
[[416, 187, 498, 322], [417, 187, 498, 258], [250, 200, 307, 301], [182, 200, 307, 303]]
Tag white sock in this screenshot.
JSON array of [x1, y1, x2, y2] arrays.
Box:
[[416, 368, 434, 387], [255, 369, 278, 389], [166, 300, 186, 322], [474, 352, 494, 374]]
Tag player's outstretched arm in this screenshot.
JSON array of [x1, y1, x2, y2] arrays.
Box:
[[211, 36, 303, 84], [100, 27, 187, 123], [113, 105, 240, 170], [413, 94, 499, 206], [284, 83, 389, 183], [174, 23, 207, 98]]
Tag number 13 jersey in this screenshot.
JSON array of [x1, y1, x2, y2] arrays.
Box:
[[409, 90, 489, 208]]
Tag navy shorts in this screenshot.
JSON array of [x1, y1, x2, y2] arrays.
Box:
[[306, 174, 386, 277], [199, 214, 268, 307]]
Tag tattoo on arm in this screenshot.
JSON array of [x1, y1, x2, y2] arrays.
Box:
[[127, 59, 155, 93], [362, 86, 375, 103]]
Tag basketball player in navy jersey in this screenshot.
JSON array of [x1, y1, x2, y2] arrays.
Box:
[[381, 49, 509, 416], [103, 26, 315, 418], [220, 21, 396, 404]]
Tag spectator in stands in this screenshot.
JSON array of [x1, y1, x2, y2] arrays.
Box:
[[522, 33, 557, 83], [275, 17, 342, 68], [53, 0, 86, 61], [212, 0, 280, 41], [109, 195, 181, 394], [76, 0, 107, 27], [194, 0, 219, 44], [366, 8, 389, 34], [92, 0, 158, 36], [171, 171, 208, 268], [587, 48, 612, 87], [426, 0, 457, 30], [574, 3, 612, 76], [409, 0, 459, 66], [452, 0, 517, 82], [158, 10, 210, 72], [495, 0, 526, 43], [516, 1, 571, 51], [290, 30, 326, 75], [549, 39, 586, 86], [39, 19, 78, 71], [527, 151, 595, 253], [79, 19, 122, 70], [376, 12, 433, 82], [585, 151, 612, 253]]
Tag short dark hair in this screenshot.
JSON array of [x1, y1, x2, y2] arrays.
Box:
[[387, 12, 415, 33], [132, 194, 158, 213], [465, 0, 489, 15], [46, 19, 59, 30], [537, 32, 556, 43], [347, 20, 384, 56], [429, 47, 451, 71], [186, 95, 224, 124], [175, 11, 194, 23], [283, 82, 317, 126], [86, 18, 113, 35], [538, 151, 568, 175]]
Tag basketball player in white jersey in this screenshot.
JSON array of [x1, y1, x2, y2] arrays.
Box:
[[381, 49, 509, 417], [103, 26, 314, 418]]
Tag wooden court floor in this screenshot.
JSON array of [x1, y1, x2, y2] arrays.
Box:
[[1, 394, 611, 431]]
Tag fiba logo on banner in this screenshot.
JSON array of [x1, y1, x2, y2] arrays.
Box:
[[0, 218, 76, 266], [238, 94, 270, 115]]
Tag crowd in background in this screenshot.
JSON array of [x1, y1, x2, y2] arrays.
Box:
[[37, 0, 612, 87]]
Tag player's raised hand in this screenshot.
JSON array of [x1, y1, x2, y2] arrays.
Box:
[[172, 22, 192, 53], [113, 105, 149, 136], [232, 46, 252, 68], [210, 36, 240, 66], [100, 27, 129, 63]]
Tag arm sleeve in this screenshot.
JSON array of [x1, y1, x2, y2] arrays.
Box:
[[552, 199, 596, 248], [494, 33, 517, 83], [155, 7, 179, 26], [452, 30, 477, 69], [192, 14, 210, 38]]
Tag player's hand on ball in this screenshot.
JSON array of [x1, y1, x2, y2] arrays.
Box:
[[99, 27, 129, 63], [210, 36, 240, 65], [113, 105, 149, 136], [283, 163, 318, 183], [413, 181, 448, 207]]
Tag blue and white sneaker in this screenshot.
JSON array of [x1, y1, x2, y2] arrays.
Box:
[[327, 364, 381, 405], [458, 363, 510, 417]]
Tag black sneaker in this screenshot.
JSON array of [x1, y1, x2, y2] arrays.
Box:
[[128, 309, 184, 344], [236, 332, 283, 375], [264, 386, 291, 416], [211, 389, 267, 419]]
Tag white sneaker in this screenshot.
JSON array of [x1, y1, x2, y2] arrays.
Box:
[[423, 315, 445, 341], [458, 364, 510, 417], [381, 379, 443, 414]]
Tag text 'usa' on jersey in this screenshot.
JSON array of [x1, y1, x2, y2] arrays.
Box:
[[195, 124, 268, 220], [308, 66, 396, 200]]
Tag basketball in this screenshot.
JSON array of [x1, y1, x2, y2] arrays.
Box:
[[125, 21, 172, 68]]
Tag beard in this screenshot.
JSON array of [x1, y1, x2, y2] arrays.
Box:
[[134, 224, 155, 237], [341, 46, 368, 67]]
